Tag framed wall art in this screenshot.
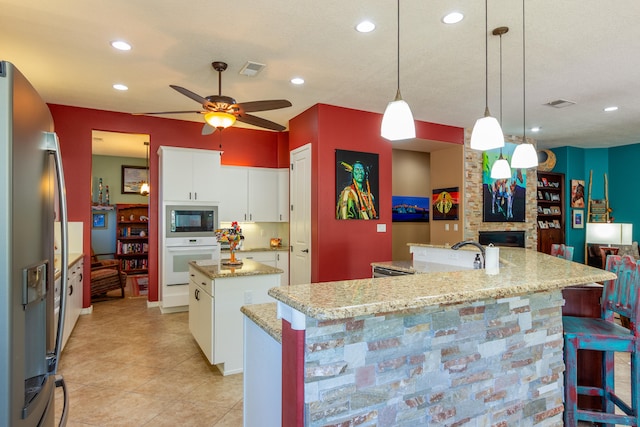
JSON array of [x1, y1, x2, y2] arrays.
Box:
[[335, 149, 379, 220], [570, 179, 585, 208], [92, 213, 107, 229], [572, 209, 584, 228], [482, 142, 527, 222], [431, 187, 459, 220], [121, 165, 148, 194], [392, 196, 429, 222]]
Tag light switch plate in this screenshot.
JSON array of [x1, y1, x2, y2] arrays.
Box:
[[376, 224, 386, 232]]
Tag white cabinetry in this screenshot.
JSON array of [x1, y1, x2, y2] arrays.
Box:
[[219, 166, 283, 222], [188, 265, 280, 375], [240, 251, 288, 286], [54, 256, 84, 351], [159, 146, 221, 203], [277, 168, 289, 222]]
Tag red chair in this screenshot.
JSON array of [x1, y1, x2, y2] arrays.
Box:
[[551, 243, 574, 261], [563, 254, 640, 425]]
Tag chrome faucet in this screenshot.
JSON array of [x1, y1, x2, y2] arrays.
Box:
[[451, 240, 486, 268]]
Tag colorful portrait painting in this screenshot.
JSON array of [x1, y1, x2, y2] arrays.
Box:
[[335, 149, 379, 220], [432, 187, 459, 220], [482, 143, 527, 222]]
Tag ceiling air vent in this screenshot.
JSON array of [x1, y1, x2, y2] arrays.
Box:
[[544, 99, 576, 108], [239, 61, 266, 77]]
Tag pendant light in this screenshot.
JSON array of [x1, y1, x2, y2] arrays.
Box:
[[470, 0, 504, 151], [140, 141, 150, 196], [510, 0, 538, 168], [490, 27, 511, 179], [381, 0, 415, 141]]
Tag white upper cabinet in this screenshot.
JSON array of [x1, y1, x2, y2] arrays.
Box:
[[277, 168, 289, 222], [219, 166, 284, 222], [159, 146, 221, 203]]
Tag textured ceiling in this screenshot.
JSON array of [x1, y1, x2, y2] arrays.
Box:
[[4, 0, 640, 157]]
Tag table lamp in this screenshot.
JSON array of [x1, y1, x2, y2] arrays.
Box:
[[585, 223, 633, 268]]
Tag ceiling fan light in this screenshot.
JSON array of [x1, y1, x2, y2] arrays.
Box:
[[470, 109, 504, 151], [205, 111, 236, 130], [490, 157, 512, 179], [381, 93, 416, 141], [510, 143, 538, 168]]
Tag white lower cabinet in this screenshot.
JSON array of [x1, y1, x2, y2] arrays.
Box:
[[240, 251, 289, 285], [55, 256, 84, 351], [188, 266, 280, 375]]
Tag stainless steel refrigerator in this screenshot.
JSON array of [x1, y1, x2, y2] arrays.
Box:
[[0, 61, 69, 426]]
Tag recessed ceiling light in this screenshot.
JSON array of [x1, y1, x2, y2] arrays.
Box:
[[113, 84, 128, 91], [531, 126, 540, 132], [290, 77, 304, 85], [355, 20, 376, 33], [442, 12, 464, 24], [604, 106, 618, 112], [110, 40, 131, 51]]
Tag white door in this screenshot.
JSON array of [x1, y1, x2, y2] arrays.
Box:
[[290, 144, 311, 285]]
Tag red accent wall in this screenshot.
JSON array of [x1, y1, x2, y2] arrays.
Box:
[[290, 104, 464, 283], [48, 104, 281, 307]]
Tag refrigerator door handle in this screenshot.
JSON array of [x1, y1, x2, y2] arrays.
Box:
[[45, 131, 69, 375], [55, 375, 69, 427]]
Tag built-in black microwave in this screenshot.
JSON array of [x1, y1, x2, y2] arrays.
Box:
[[165, 205, 218, 237]]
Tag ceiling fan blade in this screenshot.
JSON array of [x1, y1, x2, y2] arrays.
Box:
[[237, 99, 292, 113], [170, 85, 211, 107], [236, 114, 286, 132], [133, 110, 203, 116]]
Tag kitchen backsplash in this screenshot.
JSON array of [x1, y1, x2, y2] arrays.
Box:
[[220, 221, 288, 250]]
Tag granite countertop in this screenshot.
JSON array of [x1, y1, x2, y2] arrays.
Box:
[[241, 302, 281, 343], [223, 246, 289, 252], [54, 252, 84, 279], [189, 258, 283, 280], [268, 247, 616, 321]]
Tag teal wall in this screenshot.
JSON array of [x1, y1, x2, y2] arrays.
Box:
[[550, 143, 638, 263]]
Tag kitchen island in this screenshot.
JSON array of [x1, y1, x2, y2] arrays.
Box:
[[188, 259, 281, 375], [267, 246, 615, 426]]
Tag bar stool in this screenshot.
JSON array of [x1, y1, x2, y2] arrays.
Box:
[[563, 254, 640, 426]]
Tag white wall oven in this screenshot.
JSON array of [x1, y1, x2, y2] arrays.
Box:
[[164, 237, 219, 286]]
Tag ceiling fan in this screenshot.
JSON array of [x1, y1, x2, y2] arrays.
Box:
[[137, 61, 292, 133]]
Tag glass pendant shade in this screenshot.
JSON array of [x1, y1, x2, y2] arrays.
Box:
[[140, 182, 150, 196], [490, 156, 511, 179], [510, 143, 538, 168], [381, 89, 416, 141], [205, 111, 236, 129], [470, 108, 504, 150]]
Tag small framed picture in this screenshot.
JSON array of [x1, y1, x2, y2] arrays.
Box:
[[92, 213, 107, 229], [121, 165, 148, 194], [572, 209, 584, 229]]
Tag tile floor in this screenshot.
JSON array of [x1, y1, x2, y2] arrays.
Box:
[[54, 282, 634, 426], [54, 283, 243, 426]]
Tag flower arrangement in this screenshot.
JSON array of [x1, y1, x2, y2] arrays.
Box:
[[216, 221, 242, 264]]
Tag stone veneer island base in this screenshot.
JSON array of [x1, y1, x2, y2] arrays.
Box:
[[268, 247, 616, 426]]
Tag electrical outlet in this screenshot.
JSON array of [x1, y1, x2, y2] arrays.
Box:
[[244, 290, 253, 304]]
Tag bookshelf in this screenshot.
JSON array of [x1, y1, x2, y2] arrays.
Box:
[[116, 204, 149, 275], [537, 172, 565, 254]]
